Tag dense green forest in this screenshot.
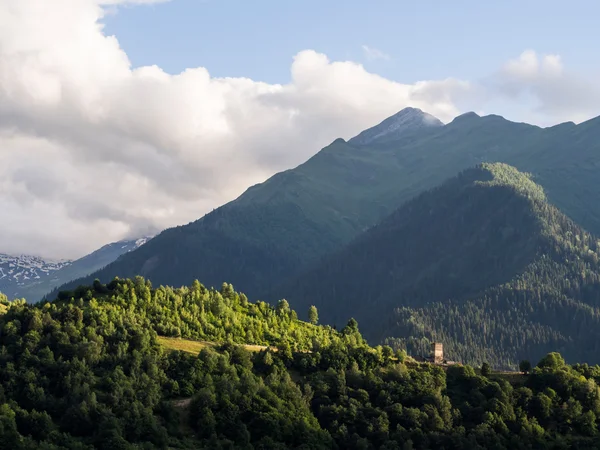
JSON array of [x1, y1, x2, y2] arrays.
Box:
[[52, 110, 600, 303], [3, 280, 600, 449], [277, 163, 600, 369]]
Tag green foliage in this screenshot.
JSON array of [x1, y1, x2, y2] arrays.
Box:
[[309, 305, 319, 325], [477, 162, 546, 203], [0, 292, 8, 315], [537, 352, 566, 371], [186, 347, 332, 448], [55, 278, 347, 353], [481, 362, 491, 377], [519, 360, 532, 374], [2, 279, 600, 448], [278, 164, 600, 369]]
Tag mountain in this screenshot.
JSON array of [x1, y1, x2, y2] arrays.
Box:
[[52, 108, 446, 298], [0, 254, 71, 299], [54, 109, 600, 301], [348, 107, 443, 145], [275, 163, 600, 369], [3, 237, 152, 302]]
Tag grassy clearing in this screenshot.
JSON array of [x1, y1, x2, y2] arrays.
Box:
[[243, 344, 277, 352], [157, 336, 215, 356], [472, 367, 526, 383], [492, 371, 527, 385], [157, 336, 275, 357]]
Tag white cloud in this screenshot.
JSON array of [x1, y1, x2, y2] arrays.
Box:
[[361, 45, 391, 61], [494, 50, 600, 124], [0, 1, 597, 260]]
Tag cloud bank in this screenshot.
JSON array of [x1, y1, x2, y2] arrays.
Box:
[[0, 0, 598, 259]]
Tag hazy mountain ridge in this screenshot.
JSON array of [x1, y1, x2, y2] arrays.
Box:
[[1, 237, 152, 301], [0, 254, 71, 295]]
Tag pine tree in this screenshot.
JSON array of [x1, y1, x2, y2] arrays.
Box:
[[481, 362, 491, 377]]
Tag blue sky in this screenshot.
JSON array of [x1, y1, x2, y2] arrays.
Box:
[[105, 0, 600, 85]]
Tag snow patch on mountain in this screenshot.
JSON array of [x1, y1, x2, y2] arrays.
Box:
[[0, 235, 154, 301], [0, 254, 71, 289], [349, 107, 444, 146]]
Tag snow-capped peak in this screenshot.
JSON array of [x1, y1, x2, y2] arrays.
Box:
[[0, 235, 155, 301], [349, 107, 443, 146], [134, 236, 152, 248], [115, 236, 153, 251], [0, 253, 72, 292]]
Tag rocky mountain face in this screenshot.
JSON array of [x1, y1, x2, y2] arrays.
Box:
[[0, 254, 71, 296], [349, 107, 443, 145]]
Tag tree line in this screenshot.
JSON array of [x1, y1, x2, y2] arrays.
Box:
[[1, 279, 600, 448]]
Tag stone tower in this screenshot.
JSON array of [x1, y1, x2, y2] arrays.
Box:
[[431, 342, 443, 364]]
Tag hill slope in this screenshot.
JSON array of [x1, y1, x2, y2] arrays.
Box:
[[276, 163, 600, 368], [55, 110, 600, 299], [3, 277, 600, 448]]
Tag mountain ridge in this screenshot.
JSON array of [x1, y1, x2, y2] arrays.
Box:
[[0, 254, 71, 298], [52, 108, 600, 304], [2, 236, 152, 301], [273, 163, 600, 368]]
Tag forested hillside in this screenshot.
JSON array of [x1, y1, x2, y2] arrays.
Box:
[[276, 163, 600, 369], [3, 280, 600, 448], [54, 110, 600, 301], [50, 134, 416, 300]]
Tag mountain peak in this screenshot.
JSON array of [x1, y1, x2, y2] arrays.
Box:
[[0, 253, 72, 300], [449, 111, 481, 125], [349, 107, 443, 146]]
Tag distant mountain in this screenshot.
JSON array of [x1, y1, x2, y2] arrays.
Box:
[[52, 108, 447, 297], [54, 108, 600, 302], [0, 255, 71, 299], [276, 164, 600, 368], [3, 237, 152, 302], [349, 107, 443, 145]]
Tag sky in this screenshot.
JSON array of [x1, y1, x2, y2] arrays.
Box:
[[1, 0, 599, 260]]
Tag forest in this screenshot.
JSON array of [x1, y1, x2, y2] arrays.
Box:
[[277, 163, 600, 369], [3, 279, 600, 449]]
